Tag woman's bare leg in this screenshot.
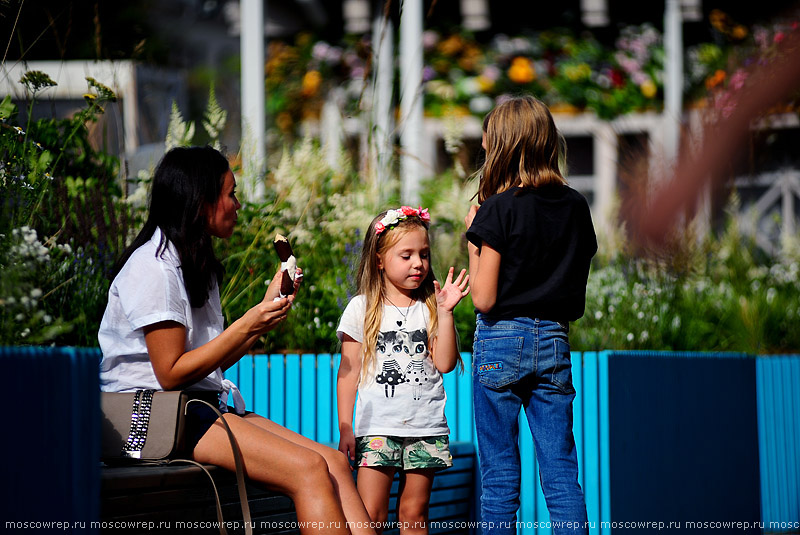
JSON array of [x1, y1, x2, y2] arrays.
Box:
[[241, 414, 377, 535], [356, 467, 396, 535], [193, 414, 351, 535]]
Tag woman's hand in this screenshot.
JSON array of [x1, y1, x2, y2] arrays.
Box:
[[434, 267, 470, 313], [243, 296, 292, 336], [263, 267, 303, 303]]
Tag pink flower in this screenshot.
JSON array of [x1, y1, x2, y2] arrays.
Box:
[[418, 207, 431, 222], [401, 206, 417, 216], [774, 32, 786, 44], [730, 69, 748, 91], [375, 222, 385, 234]]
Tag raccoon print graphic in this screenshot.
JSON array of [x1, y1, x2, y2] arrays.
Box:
[[374, 331, 408, 397], [374, 328, 429, 399], [404, 329, 430, 400]]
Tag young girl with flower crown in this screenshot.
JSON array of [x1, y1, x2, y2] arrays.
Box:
[[337, 206, 470, 535], [465, 96, 597, 534]]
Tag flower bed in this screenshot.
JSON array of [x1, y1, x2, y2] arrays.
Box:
[[264, 9, 800, 131]]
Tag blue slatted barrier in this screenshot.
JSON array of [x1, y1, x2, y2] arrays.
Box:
[[1, 346, 101, 534], [757, 355, 800, 534], [3, 346, 797, 534]]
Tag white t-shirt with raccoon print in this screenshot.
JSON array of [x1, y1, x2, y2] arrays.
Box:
[[337, 295, 450, 437]]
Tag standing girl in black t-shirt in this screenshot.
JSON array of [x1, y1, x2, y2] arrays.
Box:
[[464, 95, 596, 535]]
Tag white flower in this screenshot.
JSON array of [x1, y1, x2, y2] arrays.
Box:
[[594, 310, 603, 320], [380, 210, 402, 227], [640, 330, 649, 341], [626, 332, 634, 342], [30, 288, 43, 299], [637, 311, 644, 320], [766, 287, 777, 304], [43, 315, 52, 324]]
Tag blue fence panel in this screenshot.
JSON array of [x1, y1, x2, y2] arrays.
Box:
[[285, 355, 303, 433], [222, 350, 798, 534], [316, 353, 335, 444], [757, 354, 800, 534], [269, 354, 286, 426], [300, 353, 318, 440], [605, 351, 761, 533], [1, 346, 101, 534], [3, 346, 796, 534]]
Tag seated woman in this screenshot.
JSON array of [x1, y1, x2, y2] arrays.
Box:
[[99, 146, 374, 535]]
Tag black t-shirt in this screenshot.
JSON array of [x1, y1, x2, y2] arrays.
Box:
[[466, 185, 597, 321]]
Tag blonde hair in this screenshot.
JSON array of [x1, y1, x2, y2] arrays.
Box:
[[355, 212, 439, 382], [476, 95, 567, 204]]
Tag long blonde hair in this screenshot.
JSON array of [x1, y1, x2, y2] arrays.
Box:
[[476, 95, 567, 204], [355, 212, 439, 382]]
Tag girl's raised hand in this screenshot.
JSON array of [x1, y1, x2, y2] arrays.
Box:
[[434, 267, 470, 312]]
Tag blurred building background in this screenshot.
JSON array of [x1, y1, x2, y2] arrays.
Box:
[[1, 0, 799, 249]]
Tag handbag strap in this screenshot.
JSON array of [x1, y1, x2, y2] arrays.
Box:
[[120, 392, 252, 535], [184, 398, 253, 535], [120, 389, 155, 458]]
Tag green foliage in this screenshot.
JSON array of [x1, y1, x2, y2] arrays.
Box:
[[4, 69, 798, 355], [217, 138, 379, 353], [570, 204, 800, 353], [0, 72, 129, 346]]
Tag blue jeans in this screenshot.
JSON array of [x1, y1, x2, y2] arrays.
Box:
[[473, 317, 588, 535]]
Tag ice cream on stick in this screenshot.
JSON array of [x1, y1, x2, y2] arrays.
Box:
[[274, 233, 298, 298]]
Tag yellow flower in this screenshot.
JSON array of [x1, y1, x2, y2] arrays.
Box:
[[276, 112, 293, 132], [508, 57, 535, 84], [564, 63, 592, 82], [640, 79, 657, 99], [438, 35, 464, 57], [732, 25, 748, 40], [710, 9, 727, 32], [477, 74, 495, 93], [301, 70, 322, 97]]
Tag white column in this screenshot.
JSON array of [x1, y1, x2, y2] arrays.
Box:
[[372, 2, 394, 196], [321, 88, 344, 171], [399, 0, 424, 205], [460, 0, 490, 31], [580, 0, 609, 27], [782, 172, 796, 245], [240, 0, 266, 201], [343, 0, 371, 34], [594, 122, 617, 233], [663, 0, 683, 164]]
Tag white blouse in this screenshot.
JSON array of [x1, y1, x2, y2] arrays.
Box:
[[98, 227, 243, 412]]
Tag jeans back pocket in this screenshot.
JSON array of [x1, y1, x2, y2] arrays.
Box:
[[549, 339, 576, 394], [474, 336, 524, 389]]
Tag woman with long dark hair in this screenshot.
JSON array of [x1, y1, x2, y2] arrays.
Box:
[[99, 146, 375, 535]]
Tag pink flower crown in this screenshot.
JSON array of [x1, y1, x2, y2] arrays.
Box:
[[375, 206, 431, 235]]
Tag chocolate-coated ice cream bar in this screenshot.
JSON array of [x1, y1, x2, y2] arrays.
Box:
[[274, 233, 297, 297]]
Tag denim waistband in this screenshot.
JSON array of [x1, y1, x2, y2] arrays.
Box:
[[476, 315, 569, 333]]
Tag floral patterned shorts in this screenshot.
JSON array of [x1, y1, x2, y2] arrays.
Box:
[[355, 435, 453, 470]]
